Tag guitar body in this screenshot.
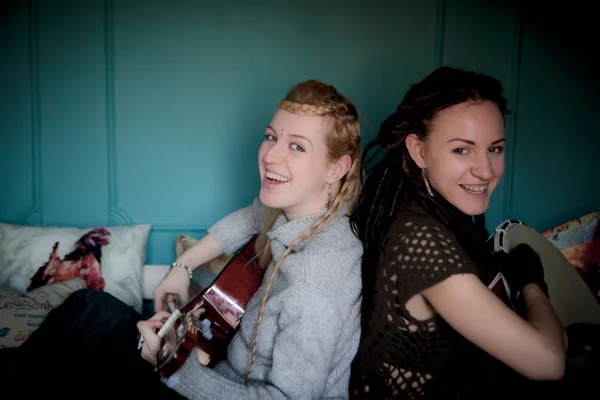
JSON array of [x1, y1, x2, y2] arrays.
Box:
[[156, 236, 264, 378]]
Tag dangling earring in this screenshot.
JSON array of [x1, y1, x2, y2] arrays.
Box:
[[327, 184, 333, 209], [422, 169, 434, 197]]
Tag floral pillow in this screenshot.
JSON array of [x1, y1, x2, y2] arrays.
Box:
[[0, 222, 151, 313]]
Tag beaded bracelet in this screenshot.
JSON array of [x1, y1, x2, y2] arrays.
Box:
[[170, 261, 193, 280]]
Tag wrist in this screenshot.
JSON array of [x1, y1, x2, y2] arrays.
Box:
[[535, 280, 549, 297], [523, 281, 549, 298], [170, 261, 193, 280]]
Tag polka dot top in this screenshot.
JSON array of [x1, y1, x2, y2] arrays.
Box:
[[350, 201, 485, 399]]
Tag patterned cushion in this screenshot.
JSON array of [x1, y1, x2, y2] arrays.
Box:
[[0, 279, 86, 348], [0, 222, 151, 313], [543, 212, 600, 302]]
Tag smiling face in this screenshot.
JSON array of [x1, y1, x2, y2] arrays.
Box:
[[407, 100, 506, 216], [258, 109, 341, 220]]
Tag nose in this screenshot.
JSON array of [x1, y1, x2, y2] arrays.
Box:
[[471, 153, 493, 181], [262, 140, 284, 164]]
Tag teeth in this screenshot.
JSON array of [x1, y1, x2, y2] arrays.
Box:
[[266, 171, 290, 182], [461, 184, 487, 192]]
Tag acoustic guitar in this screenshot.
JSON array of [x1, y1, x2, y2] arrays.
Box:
[[155, 236, 264, 378]]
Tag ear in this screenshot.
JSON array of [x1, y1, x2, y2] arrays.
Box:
[[404, 133, 426, 169], [327, 155, 352, 184]]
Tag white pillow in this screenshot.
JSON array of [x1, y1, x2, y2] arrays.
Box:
[[0, 222, 151, 313]]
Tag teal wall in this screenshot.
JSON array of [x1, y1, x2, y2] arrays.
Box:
[[1, 0, 597, 264]]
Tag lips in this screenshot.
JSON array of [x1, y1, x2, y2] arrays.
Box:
[[460, 184, 488, 195], [265, 170, 291, 183]]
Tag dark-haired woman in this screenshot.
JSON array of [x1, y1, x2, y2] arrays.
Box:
[[348, 66, 567, 399]]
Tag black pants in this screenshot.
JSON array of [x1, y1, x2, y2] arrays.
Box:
[[0, 289, 184, 398], [466, 322, 600, 400]]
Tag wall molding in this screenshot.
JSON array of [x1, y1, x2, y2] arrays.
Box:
[[102, 0, 207, 232], [151, 225, 210, 232], [104, 0, 132, 227], [18, 0, 42, 226], [434, 0, 446, 68], [501, 3, 523, 222]]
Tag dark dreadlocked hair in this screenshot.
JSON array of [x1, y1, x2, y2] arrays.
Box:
[[349, 66, 509, 327]]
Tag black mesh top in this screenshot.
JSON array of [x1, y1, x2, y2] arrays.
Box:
[[349, 200, 492, 399]]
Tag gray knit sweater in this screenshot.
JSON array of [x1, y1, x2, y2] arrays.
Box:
[[164, 197, 363, 399]]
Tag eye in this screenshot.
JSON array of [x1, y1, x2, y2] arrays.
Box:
[[452, 148, 469, 155], [290, 143, 305, 152], [264, 133, 276, 142], [489, 146, 504, 154]]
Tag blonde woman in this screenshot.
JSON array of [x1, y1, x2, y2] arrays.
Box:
[[139, 79, 364, 399], [3, 80, 363, 400]]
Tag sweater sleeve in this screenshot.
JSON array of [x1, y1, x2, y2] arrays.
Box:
[[207, 197, 266, 255], [165, 286, 342, 400]]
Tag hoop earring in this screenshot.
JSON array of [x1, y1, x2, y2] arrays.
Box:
[[327, 184, 333, 209], [422, 169, 434, 197]]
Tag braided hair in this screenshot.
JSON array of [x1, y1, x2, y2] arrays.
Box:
[[349, 66, 509, 329]]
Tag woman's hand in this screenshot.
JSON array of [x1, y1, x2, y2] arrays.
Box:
[[137, 310, 172, 365], [153, 267, 191, 313], [153, 234, 226, 313], [501, 243, 549, 298]]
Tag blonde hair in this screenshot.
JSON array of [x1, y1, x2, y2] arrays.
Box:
[[245, 79, 362, 383]]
